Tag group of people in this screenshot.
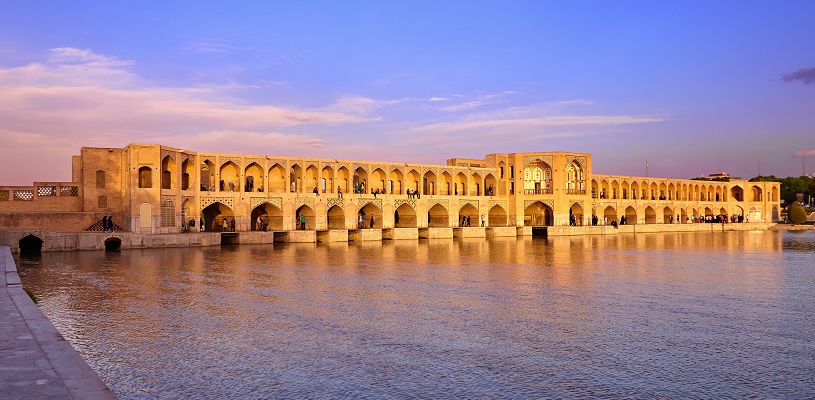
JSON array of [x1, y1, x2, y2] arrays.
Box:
[[181, 218, 196, 232], [358, 214, 375, 229], [222, 218, 236, 232], [100, 216, 116, 233], [407, 189, 420, 199]]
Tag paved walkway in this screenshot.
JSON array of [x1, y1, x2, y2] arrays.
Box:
[[1, 247, 116, 399]]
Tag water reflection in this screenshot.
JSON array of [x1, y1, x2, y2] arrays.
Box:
[[18, 231, 815, 399]]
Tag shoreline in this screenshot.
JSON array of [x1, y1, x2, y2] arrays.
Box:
[[1, 246, 116, 399]]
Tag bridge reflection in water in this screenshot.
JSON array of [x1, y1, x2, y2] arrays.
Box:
[[17, 230, 814, 399]]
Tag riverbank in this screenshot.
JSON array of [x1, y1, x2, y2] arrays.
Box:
[[0, 222, 776, 253], [0, 246, 115, 399]]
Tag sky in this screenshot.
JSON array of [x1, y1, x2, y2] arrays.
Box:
[[1, 1, 814, 186]]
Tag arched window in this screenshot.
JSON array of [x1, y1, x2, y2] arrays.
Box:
[[565, 161, 584, 194], [523, 161, 552, 194], [138, 167, 152, 188]]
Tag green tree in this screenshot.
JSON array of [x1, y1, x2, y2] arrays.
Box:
[[788, 201, 808, 224]]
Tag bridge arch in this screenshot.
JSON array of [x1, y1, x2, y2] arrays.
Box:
[[524, 201, 553, 226], [202, 202, 234, 232], [488, 204, 507, 227], [327, 205, 346, 229], [394, 203, 417, 228]]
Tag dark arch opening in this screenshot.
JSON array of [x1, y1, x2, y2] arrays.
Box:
[[104, 237, 122, 252], [19, 235, 43, 255]]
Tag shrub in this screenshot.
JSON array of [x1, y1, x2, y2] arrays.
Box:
[[788, 201, 808, 224]]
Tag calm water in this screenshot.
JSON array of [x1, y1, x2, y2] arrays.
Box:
[[17, 230, 815, 399]]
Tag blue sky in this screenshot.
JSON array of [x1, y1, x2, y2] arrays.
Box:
[[1, 1, 814, 185]]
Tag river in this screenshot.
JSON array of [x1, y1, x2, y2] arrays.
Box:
[[17, 230, 815, 399]]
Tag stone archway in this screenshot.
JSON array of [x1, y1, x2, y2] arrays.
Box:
[[625, 206, 637, 225], [663, 206, 673, 224], [427, 203, 449, 227], [202, 202, 234, 232], [395, 203, 417, 228], [570, 202, 584, 226], [645, 206, 656, 224], [251, 203, 283, 231], [603, 206, 617, 225], [458, 203, 478, 227], [19, 234, 43, 255], [359, 203, 382, 229], [488, 204, 507, 227], [524, 201, 553, 226], [327, 205, 346, 229], [295, 205, 315, 230]]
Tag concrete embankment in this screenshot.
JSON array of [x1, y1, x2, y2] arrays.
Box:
[[0, 222, 775, 253], [1, 246, 115, 399]]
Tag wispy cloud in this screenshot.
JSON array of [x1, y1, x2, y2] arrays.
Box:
[[782, 67, 815, 85], [796, 150, 815, 157]]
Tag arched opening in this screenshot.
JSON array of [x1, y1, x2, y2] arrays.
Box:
[[358, 203, 382, 229], [290, 165, 304, 193], [488, 204, 507, 227], [524, 160, 552, 194], [389, 169, 404, 194], [600, 180, 610, 199], [611, 180, 620, 199], [295, 205, 315, 230], [427, 203, 449, 227], [245, 163, 263, 192], [251, 203, 283, 231], [604, 206, 617, 225], [569, 202, 584, 226], [524, 201, 553, 226], [220, 161, 239, 192], [104, 237, 121, 252], [268, 163, 287, 193], [625, 206, 637, 225], [719, 208, 728, 219], [649, 183, 658, 200], [305, 165, 319, 194], [201, 202, 234, 232], [565, 161, 585, 194], [321, 166, 335, 194], [680, 208, 688, 223], [181, 199, 193, 228], [484, 173, 497, 196], [748, 206, 761, 222], [337, 166, 351, 194], [458, 203, 478, 227], [663, 207, 674, 223], [19, 235, 43, 255], [771, 187, 779, 202], [327, 205, 346, 229], [455, 172, 467, 196], [470, 173, 482, 196], [423, 171, 437, 196], [751, 186, 763, 202], [370, 168, 386, 194], [772, 205, 779, 222], [201, 161, 214, 191], [138, 166, 152, 188], [645, 207, 656, 224], [181, 158, 194, 190], [353, 167, 368, 194], [394, 203, 417, 228], [161, 156, 176, 190], [407, 169, 420, 193], [440, 172, 452, 195], [704, 207, 713, 218]]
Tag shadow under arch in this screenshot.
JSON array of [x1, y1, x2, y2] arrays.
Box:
[[19, 234, 43, 255], [104, 237, 122, 252], [202, 202, 235, 232]]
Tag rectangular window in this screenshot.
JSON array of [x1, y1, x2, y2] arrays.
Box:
[[510, 182, 514, 194], [13, 190, 34, 201], [510, 166, 514, 179], [161, 198, 175, 227], [37, 186, 56, 197], [500, 167, 504, 178], [60, 186, 79, 196]]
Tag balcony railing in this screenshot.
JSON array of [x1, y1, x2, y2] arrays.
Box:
[[565, 189, 586, 195], [525, 189, 553, 195]]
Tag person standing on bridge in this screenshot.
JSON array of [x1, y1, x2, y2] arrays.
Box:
[[370, 215, 375, 229], [300, 215, 306, 230]]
